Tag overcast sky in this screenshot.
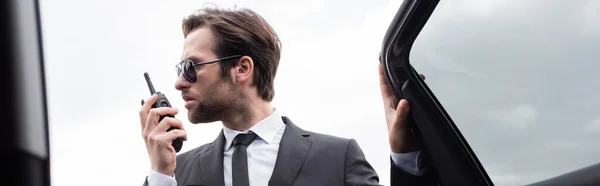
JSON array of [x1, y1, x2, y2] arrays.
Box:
[[40, 0, 599, 185]]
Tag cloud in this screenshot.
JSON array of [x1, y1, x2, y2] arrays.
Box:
[[543, 139, 581, 151], [581, 0, 600, 36], [424, 51, 484, 78], [485, 104, 538, 129], [582, 118, 600, 132]]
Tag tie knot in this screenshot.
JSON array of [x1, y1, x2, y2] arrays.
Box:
[[233, 131, 257, 147]]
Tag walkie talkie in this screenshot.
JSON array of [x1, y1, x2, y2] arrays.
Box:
[[142, 72, 184, 153]]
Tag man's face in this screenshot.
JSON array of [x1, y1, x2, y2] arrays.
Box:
[[175, 27, 243, 124]]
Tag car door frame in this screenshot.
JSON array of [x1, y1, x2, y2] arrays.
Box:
[[1, 0, 52, 185], [380, 0, 493, 185]]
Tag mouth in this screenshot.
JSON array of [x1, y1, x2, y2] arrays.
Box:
[[182, 95, 195, 102]]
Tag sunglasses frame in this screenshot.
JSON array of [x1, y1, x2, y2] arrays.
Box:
[[176, 55, 243, 83]]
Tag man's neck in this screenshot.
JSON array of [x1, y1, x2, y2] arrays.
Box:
[[221, 100, 274, 131]]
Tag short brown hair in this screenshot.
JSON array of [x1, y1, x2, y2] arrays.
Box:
[[182, 6, 281, 102]]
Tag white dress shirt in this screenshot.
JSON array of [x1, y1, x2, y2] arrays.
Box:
[[147, 109, 424, 186]]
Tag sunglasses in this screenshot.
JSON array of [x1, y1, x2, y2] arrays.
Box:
[[175, 55, 243, 83]]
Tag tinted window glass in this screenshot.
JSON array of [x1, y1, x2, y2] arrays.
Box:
[[410, 1, 600, 185]]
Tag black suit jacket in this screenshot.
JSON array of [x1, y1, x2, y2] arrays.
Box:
[[144, 116, 430, 186]]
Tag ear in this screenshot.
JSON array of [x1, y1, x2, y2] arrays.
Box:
[[232, 56, 253, 84]]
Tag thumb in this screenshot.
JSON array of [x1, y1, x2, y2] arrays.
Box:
[[394, 99, 411, 129]]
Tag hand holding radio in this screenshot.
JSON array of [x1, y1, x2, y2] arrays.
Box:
[[138, 72, 187, 176]]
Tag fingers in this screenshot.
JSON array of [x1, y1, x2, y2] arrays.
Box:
[[148, 129, 188, 149], [379, 64, 397, 106], [394, 99, 411, 129], [378, 64, 388, 92], [154, 117, 187, 141], [379, 58, 427, 112], [139, 94, 159, 129], [147, 117, 188, 148], [143, 107, 179, 139], [166, 129, 188, 142]]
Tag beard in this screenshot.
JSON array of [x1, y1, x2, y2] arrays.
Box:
[[187, 76, 245, 124]]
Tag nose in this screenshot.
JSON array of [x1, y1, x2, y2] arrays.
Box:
[[174, 74, 191, 91]]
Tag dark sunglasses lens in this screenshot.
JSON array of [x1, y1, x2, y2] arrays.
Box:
[[176, 65, 183, 77], [183, 60, 197, 83]]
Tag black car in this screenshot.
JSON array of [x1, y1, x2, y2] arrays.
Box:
[[380, 0, 600, 185]]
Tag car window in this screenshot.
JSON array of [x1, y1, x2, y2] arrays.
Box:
[[410, 1, 600, 185]]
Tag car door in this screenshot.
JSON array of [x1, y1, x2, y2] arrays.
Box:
[[2, 0, 52, 185], [380, 0, 600, 185], [380, 0, 492, 185]]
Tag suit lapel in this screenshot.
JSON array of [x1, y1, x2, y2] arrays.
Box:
[[184, 130, 226, 186], [268, 116, 312, 186]]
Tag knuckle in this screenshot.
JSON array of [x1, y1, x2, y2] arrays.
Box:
[[170, 118, 181, 125], [164, 117, 180, 126], [158, 117, 171, 126], [148, 108, 157, 115], [173, 130, 185, 138], [148, 133, 158, 142], [172, 120, 184, 129]]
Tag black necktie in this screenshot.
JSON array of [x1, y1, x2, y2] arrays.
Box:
[[232, 131, 258, 186]]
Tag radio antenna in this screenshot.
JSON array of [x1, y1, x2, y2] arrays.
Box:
[[144, 72, 157, 95]]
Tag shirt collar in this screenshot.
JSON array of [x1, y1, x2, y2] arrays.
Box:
[[222, 108, 285, 150]]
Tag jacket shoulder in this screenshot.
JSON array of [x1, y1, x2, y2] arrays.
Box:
[[302, 129, 359, 154], [283, 116, 354, 148], [306, 130, 351, 144]]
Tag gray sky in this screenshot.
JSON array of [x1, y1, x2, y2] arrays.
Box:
[[40, 0, 599, 185]]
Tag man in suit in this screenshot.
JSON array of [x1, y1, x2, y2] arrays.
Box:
[[138, 7, 429, 186]]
